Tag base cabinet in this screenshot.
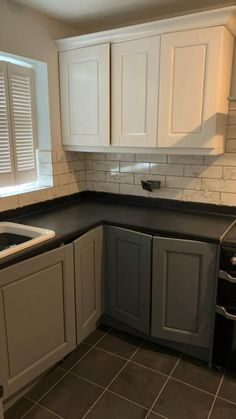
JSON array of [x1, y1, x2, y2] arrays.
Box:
[[74, 226, 103, 343], [104, 226, 152, 334], [0, 245, 76, 399], [151, 237, 217, 348]]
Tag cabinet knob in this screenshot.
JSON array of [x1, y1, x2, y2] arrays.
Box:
[[230, 255, 236, 265]]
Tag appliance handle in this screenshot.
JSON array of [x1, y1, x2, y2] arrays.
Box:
[[219, 270, 236, 284], [216, 305, 236, 321]]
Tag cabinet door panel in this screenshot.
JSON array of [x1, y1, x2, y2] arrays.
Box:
[[60, 44, 110, 147], [74, 227, 103, 343], [0, 245, 76, 398], [111, 36, 160, 147], [158, 27, 228, 149], [152, 237, 217, 348], [105, 226, 151, 334]]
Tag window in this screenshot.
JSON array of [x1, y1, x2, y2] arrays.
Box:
[[0, 60, 37, 188]]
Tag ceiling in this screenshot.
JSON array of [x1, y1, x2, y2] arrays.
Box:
[[15, 0, 236, 32]]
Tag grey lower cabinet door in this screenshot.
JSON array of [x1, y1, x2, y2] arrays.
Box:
[[74, 226, 103, 344], [152, 237, 218, 348], [0, 244, 76, 398], [105, 226, 152, 334]]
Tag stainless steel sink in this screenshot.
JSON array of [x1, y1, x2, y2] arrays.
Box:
[[0, 222, 55, 259]]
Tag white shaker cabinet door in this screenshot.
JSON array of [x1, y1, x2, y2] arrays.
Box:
[[111, 36, 160, 147], [157, 27, 233, 151], [60, 44, 110, 147], [74, 226, 103, 343]]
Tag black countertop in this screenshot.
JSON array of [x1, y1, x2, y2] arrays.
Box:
[[0, 191, 235, 268]]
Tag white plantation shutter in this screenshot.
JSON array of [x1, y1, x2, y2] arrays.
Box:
[[0, 61, 37, 188], [7, 63, 37, 184], [0, 61, 15, 186]]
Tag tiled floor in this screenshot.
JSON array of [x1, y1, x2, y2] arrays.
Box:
[[5, 326, 236, 419]]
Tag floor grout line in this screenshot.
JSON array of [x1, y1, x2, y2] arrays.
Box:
[[33, 402, 64, 419], [207, 373, 225, 419], [19, 327, 113, 418], [217, 396, 236, 406], [144, 357, 182, 419], [81, 341, 144, 419], [106, 389, 149, 412], [170, 376, 218, 397]]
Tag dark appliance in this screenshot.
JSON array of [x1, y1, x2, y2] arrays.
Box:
[[213, 246, 236, 370]]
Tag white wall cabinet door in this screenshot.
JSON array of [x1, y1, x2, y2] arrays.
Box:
[[60, 44, 110, 147], [111, 36, 160, 147], [74, 226, 103, 343], [157, 27, 233, 151]]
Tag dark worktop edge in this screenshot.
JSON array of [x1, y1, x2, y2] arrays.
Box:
[[1, 190, 236, 222]]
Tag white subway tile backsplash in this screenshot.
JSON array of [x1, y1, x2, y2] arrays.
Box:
[[150, 163, 184, 176], [134, 174, 165, 186], [106, 172, 134, 184], [202, 178, 236, 193], [184, 165, 223, 179], [92, 181, 119, 193], [120, 183, 149, 197], [150, 188, 183, 200], [86, 171, 106, 181], [106, 153, 134, 161], [120, 162, 150, 174], [183, 190, 221, 204], [221, 193, 236, 206], [166, 176, 201, 190], [168, 155, 204, 165], [135, 154, 167, 163], [93, 160, 119, 172]]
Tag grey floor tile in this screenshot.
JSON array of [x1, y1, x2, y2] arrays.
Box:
[[153, 378, 214, 419], [218, 372, 236, 404], [210, 398, 236, 419], [84, 325, 110, 346], [5, 397, 34, 419], [39, 372, 103, 419], [85, 391, 148, 419], [26, 367, 65, 402], [23, 405, 61, 418], [133, 341, 179, 375], [146, 413, 166, 419], [59, 343, 90, 371], [96, 329, 142, 359], [109, 362, 167, 408], [71, 347, 126, 387], [172, 356, 222, 394]]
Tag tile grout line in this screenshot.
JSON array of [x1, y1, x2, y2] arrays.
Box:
[[81, 341, 144, 419], [144, 356, 182, 419], [207, 373, 225, 419], [21, 327, 112, 418], [217, 395, 236, 407]]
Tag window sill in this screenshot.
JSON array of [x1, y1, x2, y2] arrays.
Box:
[[0, 183, 50, 198]]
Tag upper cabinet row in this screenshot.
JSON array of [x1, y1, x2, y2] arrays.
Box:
[[58, 24, 234, 155]]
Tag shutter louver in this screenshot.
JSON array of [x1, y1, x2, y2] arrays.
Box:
[[8, 63, 37, 185], [0, 62, 14, 186]]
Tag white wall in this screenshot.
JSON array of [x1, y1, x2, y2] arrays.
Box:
[[0, 0, 77, 149]]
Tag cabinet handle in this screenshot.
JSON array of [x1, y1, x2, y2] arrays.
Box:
[[219, 270, 236, 284], [216, 305, 236, 321]]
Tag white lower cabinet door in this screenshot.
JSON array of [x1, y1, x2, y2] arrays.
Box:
[[0, 245, 76, 398], [111, 36, 160, 147], [74, 226, 103, 343]]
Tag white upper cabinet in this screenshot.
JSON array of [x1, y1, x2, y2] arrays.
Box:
[[157, 27, 234, 153], [57, 7, 235, 154], [59, 43, 110, 147], [111, 36, 160, 147]]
